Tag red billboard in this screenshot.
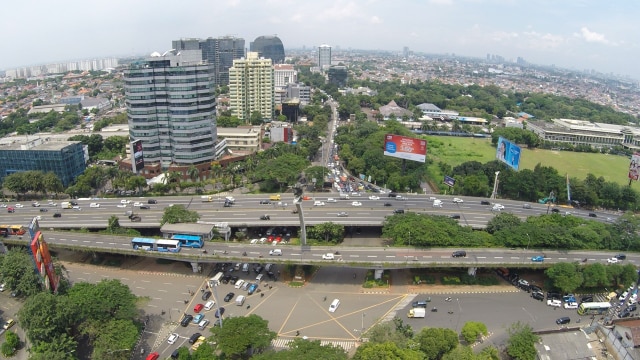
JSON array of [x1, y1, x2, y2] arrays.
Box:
[[30, 231, 59, 293], [383, 134, 427, 163]]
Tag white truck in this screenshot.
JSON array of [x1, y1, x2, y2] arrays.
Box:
[[201, 195, 213, 202], [339, 193, 350, 200], [433, 199, 443, 208], [61, 201, 72, 209], [407, 308, 426, 318]]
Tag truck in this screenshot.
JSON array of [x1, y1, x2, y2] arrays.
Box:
[[407, 308, 426, 318], [339, 193, 350, 200], [61, 201, 72, 209], [269, 194, 280, 201], [201, 196, 213, 202]]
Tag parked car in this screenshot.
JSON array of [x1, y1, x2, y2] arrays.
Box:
[[167, 333, 179, 345], [224, 292, 235, 302], [564, 302, 578, 309], [202, 291, 212, 301], [547, 299, 562, 307], [531, 291, 545, 301], [204, 300, 215, 311], [192, 314, 204, 324], [247, 283, 258, 295], [188, 332, 202, 344], [194, 303, 204, 313], [180, 314, 194, 327], [580, 295, 594, 303], [215, 307, 225, 318]]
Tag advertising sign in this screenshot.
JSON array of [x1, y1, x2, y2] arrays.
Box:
[[131, 140, 145, 173], [628, 153, 640, 181], [30, 231, 59, 293], [496, 137, 521, 171], [383, 134, 427, 163], [444, 176, 456, 187]]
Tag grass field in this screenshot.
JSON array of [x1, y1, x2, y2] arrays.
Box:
[[426, 136, 639, 189]]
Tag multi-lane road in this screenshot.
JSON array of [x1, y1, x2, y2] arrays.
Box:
[[0, 194, 618, 229]]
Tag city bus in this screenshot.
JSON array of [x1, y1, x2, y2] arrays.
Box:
[[156, 239, 181, 253], [577, 302, 612, 315], [171, 234, 204, 248], [0, 225, 27, 236], [131, 237, 156, 251]]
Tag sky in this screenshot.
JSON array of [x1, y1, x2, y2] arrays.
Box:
[[2, 0, 639, 79]]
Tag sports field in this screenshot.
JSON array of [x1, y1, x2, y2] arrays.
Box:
[[426, 136, 637, 188]]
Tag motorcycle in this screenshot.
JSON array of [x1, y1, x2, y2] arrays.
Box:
[[431, 307, 438, 312], [445, 297, 452, 302], [242, 251, 247, 256]]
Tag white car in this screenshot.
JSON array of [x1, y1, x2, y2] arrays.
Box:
[[167, 333, 179, 345], [492, 204, 505, 211], [14, 204, 23, 208], [204, 300, 215, 311], [35, 215, 42, 220], [117, 204, 127, 208], [368, 195, 380, 200], [453, 198, 464, 203], [48, 202, 57, 206], [235, 279, 245, 289], [563, 302, 578, 309], [120, 199, 130, 204], [133, 202, 143, 207], [607, 257, 620, 264], [322, 253, 335, 260], [326, 198, 337, 203], [250, 238, 259, 244], [89, 203, 100, 208], [547, 299, 562, 307], [313, 201, 326, 206], [0, 283, 5, 292], [259, 237, 267, 244], [351, 201, 362, 207], [0, 204, 6, 208], [73, 207, 82, 211]]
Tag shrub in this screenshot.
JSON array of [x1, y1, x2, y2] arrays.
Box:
[[441, 276, 461, 285]]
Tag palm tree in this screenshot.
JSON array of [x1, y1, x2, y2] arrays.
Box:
[[167, 171, 182, 192]]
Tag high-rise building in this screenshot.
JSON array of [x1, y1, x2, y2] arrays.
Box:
[[228, 52, 274, 122], [327, 65, 348, 87], [124, 50, 217, 173], [274, 64, 297, 88], [318, 44, 332, 72], [173, 37, 245, 86], [250, 35, 285, 64]]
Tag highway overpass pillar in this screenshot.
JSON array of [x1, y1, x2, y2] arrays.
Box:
[[190, 262, 201, 273], [293, 184, 307, 245]]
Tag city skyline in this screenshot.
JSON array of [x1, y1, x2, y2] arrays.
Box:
[[1, 0, 638, 79]]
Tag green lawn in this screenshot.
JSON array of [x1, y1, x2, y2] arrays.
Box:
[[426, 136, 638, 189]]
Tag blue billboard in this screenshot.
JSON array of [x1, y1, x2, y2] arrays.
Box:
[[496, 137, 521, 171], [444, 176, 456, 187]]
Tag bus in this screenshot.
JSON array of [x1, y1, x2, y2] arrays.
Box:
[[156, 239, 181, 253], [577, 302, 612, 315], [131, 237, 156, 251], [0, 225, 27, 235], [171, 234, 204, 248]]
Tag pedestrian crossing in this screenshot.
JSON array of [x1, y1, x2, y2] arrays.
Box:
[[271, 337, 358, 351]]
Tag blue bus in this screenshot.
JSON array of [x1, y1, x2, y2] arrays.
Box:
[[156, 239, 181, 253], [171, 234, 204, 248], [132, 237, 156, 251]]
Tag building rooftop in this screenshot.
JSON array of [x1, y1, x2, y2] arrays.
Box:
[[0, 137, 79, 151], [534, 330, 597, 360], [217, 127, 261, 136]]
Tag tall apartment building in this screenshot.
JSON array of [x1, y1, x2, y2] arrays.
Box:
[[318, 44, 332, 72], [173, 36, 245, 86], [274, 64, 297, 88], [124, 50, 217, 174], [228, 52, 274, 122]]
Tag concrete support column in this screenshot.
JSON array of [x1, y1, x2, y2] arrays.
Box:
[[190, 262, 201, 273]]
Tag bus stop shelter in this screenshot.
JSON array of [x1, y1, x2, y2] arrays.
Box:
[[160, 223, 216, 241]]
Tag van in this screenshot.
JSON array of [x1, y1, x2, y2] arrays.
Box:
[[412, 300, 428, 308], [556, 317, 571, 325], [242, 263, 250, 273], [329, 299, 340, 313], [433, 200, 442, 207], [235, 294, 246, 306], [210, 272, 224, 286], [269, 194, 281, 201], [256, 274, 264, 282]]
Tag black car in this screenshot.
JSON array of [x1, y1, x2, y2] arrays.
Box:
[[547, 292, 561, 300], [580, 295, 594, 303], [53, 212, 62, 218], [588, 212, 597, 217], [556, 317, 570, 325], [39, 208, 48, 212], [452, 250, 467, 258], [70, 201, 78, 206], [259, 200, 271, 204], [619, 310, 632, 318], [530, 285, 542, 293], [615, 254, 627, 260], [139, 205, 150, 210], [215, 307, 225, 318], [202, 291, 212, 301], [148, 199, 157, 204], [628, 304, 638, 312], [221, 275, 231, 284], [254, 265, 263, 274], [180, 314, 194, 327], [383, 202, 392, 207], [230, 275, 239, 284], [393, 209, 405, 214], [224, 292, 235, 302], [480, 200, 491, 205], [449, 214, 461, 219], [188, 332, 202, 344], [260, 215, 271, 220], [531, 291, 544, 301], [551, 208, 560, 213], [388, 193, 398, 198]]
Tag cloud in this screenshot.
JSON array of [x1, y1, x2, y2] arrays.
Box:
[[578, 27, 610, 45], [370, 15, 382, 24], [522, 31, 566, 50], [428, 0, 453, 4]]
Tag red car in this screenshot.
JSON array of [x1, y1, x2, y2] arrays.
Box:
[[145, 353, 159, 360], [267, 235, 275, 242], [194, 303, 204, 313]]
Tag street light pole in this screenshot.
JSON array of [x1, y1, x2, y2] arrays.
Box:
[[526, 233, 531, 251], [490, 171, 500, 199], [362, 312, 365, 333]]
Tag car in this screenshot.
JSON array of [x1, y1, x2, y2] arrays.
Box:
[[619, 310, 632, 318], [259, 237, 267, 244], [530, 285, 542, 293], [547, 292, 562, 300], [547, 299, 562, 307], [204, 300, 215, 311], [120, 199, 130, 204], [224, 292, 235, 302], [180, 314, 194, 327], [337, 212, 348, 217], [588, 212, 598, 217], [628, 304, 637, 312], [269, 249, 282, 256], [580, 295, 594, 303], [230, 275, 239, 283], [14, 204, 23, 208], [606, 217, 614, 222], [117, 204, 127, 208], [322, 253, 335, 260], [388, 193, 398, 198], [215, 307, 225, 318], [249, 238, 259, 244], [89, 203, 100, 208], [35, 215, 42, 220], [72, 206, 82, 211], [452, 250, 466, 258], [480, 200, 491, 205], [202, 291, 212, 301], [167, 333, 179, 345], [615, 254, 627, 260], [313, 201, 326, 206], [221, 275, 231, 284], [556, 317, 571, 325], [383, 202, 392, 207], [563, 294, 576, 302], [551, 208, 560, 213], [198, 319, 210, 330], [492, 204, 504, 211], [48, 202, 57, 206], [531, 255, 545, 262], [531, 291, 545, 301], [188, 332, 202, 344], [395, 195, 407, 200], [139, 205, 150, 209], [326, 198, 337, 203], [607, 257, 620, 264], [133, 202, 143, 207], [194, 303, 204, 313], [0, 283, 5, 292], [235, 279, 245, 289], [564, 302, 578, 309], [247, 283, 258, 295], [449, 214, 461, 219], [523, 203, 532, 209], [192, 313, 204, 324], [393, 209, 405, 214], [368, 195, 380, 200], [259, 200, 272, 204], [148, 199, 157, 204], [452, 198, 463, 203], [351, 201, 362, 207], [260, 215, 271, 220], [241, 282, 250, 291], [39, 208, 48, 212], [32, 202, 40, 207], [130, 215, 141, 222], [53, 212, 62, 218], [517, 279, 530, 290]]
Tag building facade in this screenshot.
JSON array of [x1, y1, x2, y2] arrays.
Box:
[[173, 37, 246, 86], [228, 52, 274, 121], [124, 50, 217, 172], [286, 83, 311, 105], [526, 118, 640, 149], [273, 64, 297, 88], [318, 44, 332, 72], [216, 126, 262, 154], [249, 36, 285, 64], [0, 139, 86, 187], [327, 65, 347, 87]]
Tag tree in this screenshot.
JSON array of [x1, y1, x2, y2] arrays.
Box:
[[506, 322, 539, 360], [161, 205, 200, 226], [485, 213, 521, 234], [460, 321, 488, 344], [91, 319, 138, 360], [0, 248, 43, 297], [106, 215, 121, 233], [43, 172, 64, 196], [253, 338, 347, 360], [210, 314, 276, 357], [545, 263, 584, 293], [365, 317, 413, 347], [18, 292, 75, 345], [352, 342, 423, 360], [414, 327, 458, 360], [1, 331, 19, 357], [250, 110, 264, 125]]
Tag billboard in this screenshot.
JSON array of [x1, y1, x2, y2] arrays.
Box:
[[30, 231, 59, 293], [629, 153, 640, 181], [131, 139, 145, 173], [496, 137, 521, 171], [444, 176, 456, 187], [383, 134, 427, 163]]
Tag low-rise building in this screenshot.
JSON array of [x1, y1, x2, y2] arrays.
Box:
[[216, 126, 262, 154], [527, 118, 640, 149]]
